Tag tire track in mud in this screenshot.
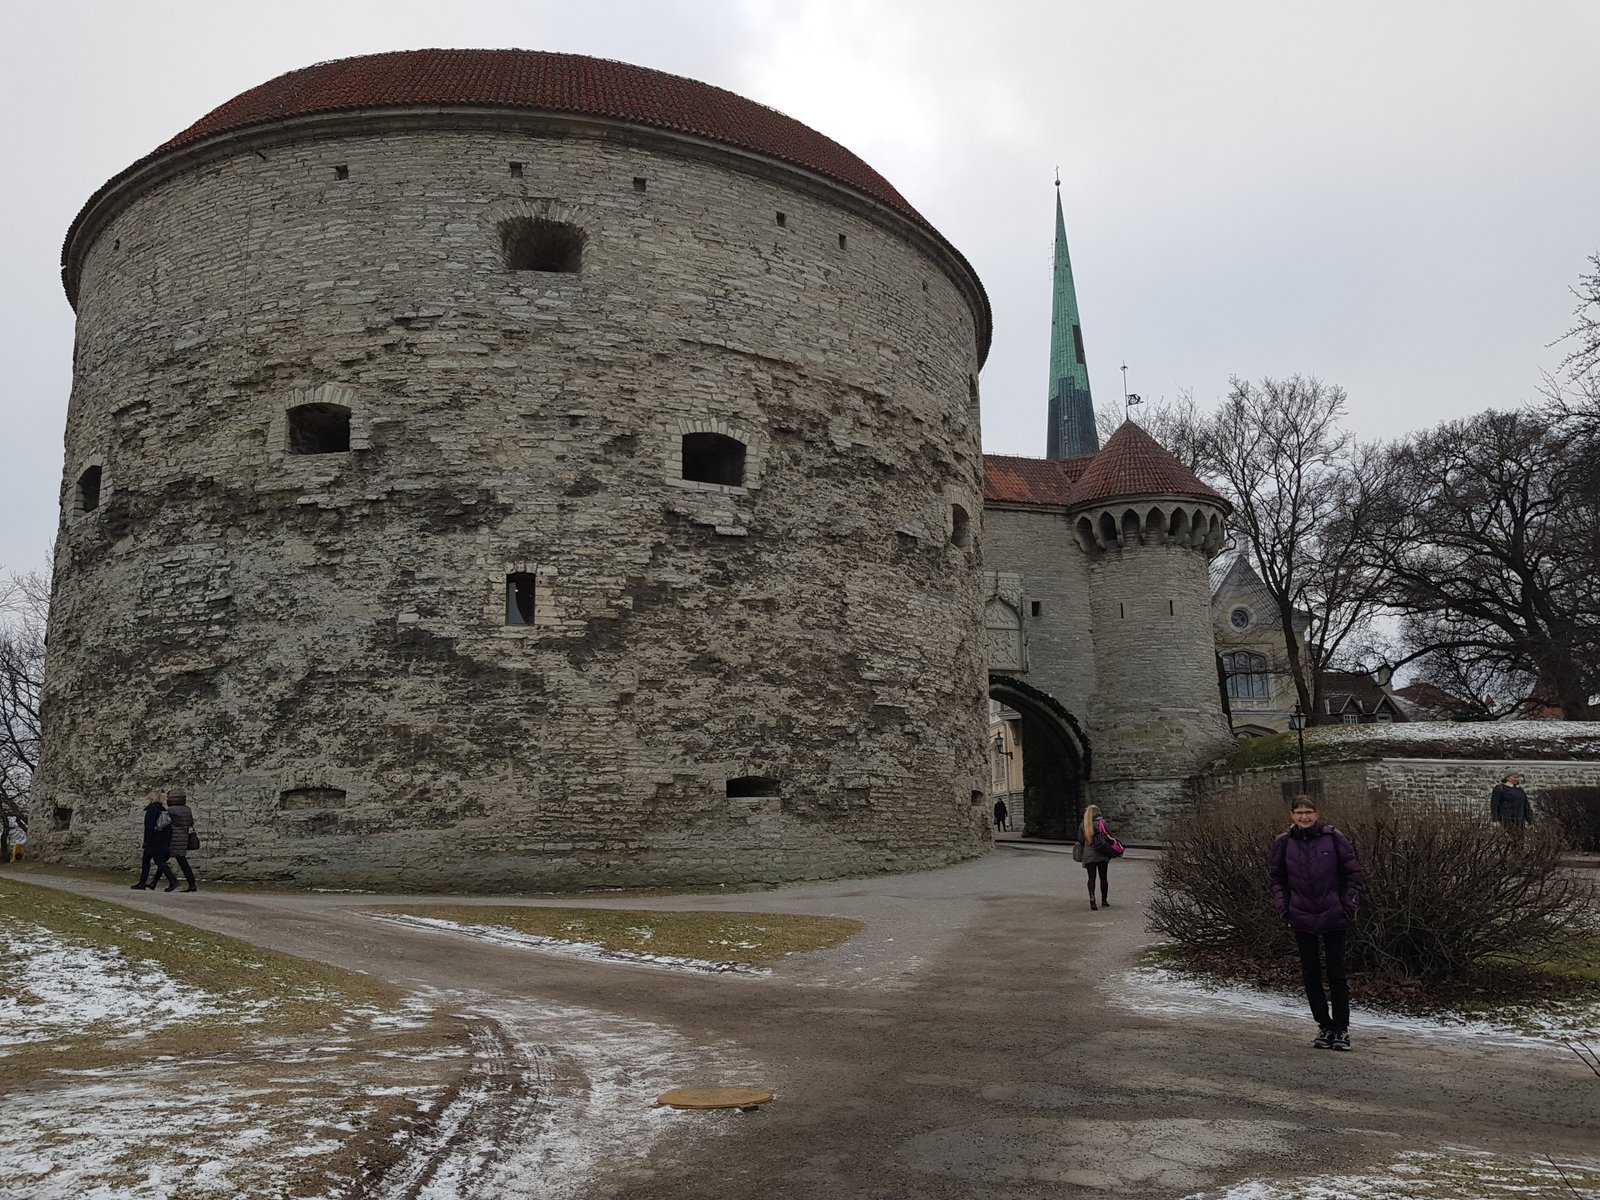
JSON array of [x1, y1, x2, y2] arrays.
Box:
[[365, 1019, 554, 1200]]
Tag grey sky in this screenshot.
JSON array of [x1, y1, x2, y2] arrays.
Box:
[[3, 0, 1596, 574]]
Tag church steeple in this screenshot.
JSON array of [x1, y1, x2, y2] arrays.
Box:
[[1045, 178, 1099, 459]]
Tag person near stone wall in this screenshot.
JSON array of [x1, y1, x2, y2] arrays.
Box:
[[993, 798, 1009, 832], [131, 792, 177, 891], [163, 792, 199, 893], [1269, 796, 1366, 1052], [1490, 773, 1532, 836], [1073, 804, 1121, 910]]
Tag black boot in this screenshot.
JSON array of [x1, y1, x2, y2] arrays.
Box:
[[131, 881, 149, 889]]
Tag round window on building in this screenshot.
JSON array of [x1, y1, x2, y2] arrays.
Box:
[[1229, 606, 1252, 631]]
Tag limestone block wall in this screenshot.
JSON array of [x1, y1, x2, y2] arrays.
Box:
[[1082, 537, 1233, 840], [979, 506, 1096, 716], [33, 116, 992, 887]]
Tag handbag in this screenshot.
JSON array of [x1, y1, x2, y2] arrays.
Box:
[[1072, 840, 1084, 862], [1091, 821, 1125, 858], [187, 830, 200, 851]]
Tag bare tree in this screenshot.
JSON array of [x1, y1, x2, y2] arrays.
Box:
[[1363, 405, 1600, 719], [1556, 250, 1600, 385], [1193, 376, 1388, 720], [0, 569, 47, 857], [1095, 391, 1209, 473]]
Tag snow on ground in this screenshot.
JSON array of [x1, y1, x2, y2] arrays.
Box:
[[0, 924, 253, 1045], [1113, 962, 1600, 1054], [367, 912, 772, 975], [1181, 1146, 1600, 1199]]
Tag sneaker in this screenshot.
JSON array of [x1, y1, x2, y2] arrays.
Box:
[[1312, 1027, 1335, 1049], [1331, 1031, 1351, 1051]]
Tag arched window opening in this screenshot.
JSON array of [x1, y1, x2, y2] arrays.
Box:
[[279, 786, 348, 810], [76, 465, 102, 512], [1222, 651, 1269, 700], [501, 217, 585, 273], [287, 403, 351, 455], [951, 504, 972, 549], [505, 573, 537, 626], [682, 432, 746, 487], [727, 776, 780, 798]]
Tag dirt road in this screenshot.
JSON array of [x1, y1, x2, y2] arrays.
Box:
[[30, 848, 1599, 1198]]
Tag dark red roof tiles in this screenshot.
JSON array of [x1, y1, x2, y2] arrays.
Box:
[[1064, 421, 1227, 509], [982, 454, 1091, 506], [159, 49, 924, 224]]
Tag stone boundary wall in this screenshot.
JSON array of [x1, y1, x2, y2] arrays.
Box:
[[1200, 757, 1600, 820]]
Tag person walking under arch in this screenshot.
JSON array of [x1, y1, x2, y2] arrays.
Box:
[[1074, 804, 1121, 910], [993, 798, 1009, 833], [1269, 795, 1366, 1051]]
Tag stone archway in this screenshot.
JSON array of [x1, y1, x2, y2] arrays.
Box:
[[988, 675, 1091, 841]]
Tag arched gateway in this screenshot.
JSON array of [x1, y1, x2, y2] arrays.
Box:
[[988, 675, 1090, 841]]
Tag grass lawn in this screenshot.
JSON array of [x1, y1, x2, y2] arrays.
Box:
[[369, 903, 863, 965]]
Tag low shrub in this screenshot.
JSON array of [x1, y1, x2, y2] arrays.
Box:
[[1150, 799, 1594, 982], [1538, 786, 1600, 852]]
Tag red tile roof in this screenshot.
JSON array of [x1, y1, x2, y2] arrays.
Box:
[[157, 50, 924, 222], [983, 454, 1091, 506], [1065, 421, 1227, 509]]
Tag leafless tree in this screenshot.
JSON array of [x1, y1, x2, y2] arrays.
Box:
[[1096, 391, 1209, 473], [1192, 376, 1389, 720], [1363, 405, 1600, 719], [1556, 250, 1600, 385], [0, 569, 46, 857]]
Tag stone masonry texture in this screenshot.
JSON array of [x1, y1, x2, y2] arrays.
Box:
[[33, 103, 993, 888]]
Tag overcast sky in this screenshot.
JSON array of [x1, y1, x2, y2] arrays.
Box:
[[2, 0, 1596, 574]]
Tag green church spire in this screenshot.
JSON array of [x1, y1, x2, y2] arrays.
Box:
[[1045, 179, 1099, 459]]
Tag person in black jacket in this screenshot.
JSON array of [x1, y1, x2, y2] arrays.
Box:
[[132, 792, 178, 890], [1490, 773, 1532, 835]]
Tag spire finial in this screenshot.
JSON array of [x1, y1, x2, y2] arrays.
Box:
[[1054, 166, 1060, 188]]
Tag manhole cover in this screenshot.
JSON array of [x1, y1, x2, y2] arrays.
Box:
[[656, 1087, 774, 1110]]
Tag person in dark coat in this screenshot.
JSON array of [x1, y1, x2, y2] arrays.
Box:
[[1074, 804, 1119, 910], [132, 791, 178, 891], [1268, 796, 1366, 1051], [1490, 773, 1532, 835], [164, 791, 198, 892], [993, 798, 1009, 833]]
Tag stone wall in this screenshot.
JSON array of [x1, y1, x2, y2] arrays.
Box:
[[33, 113, 993, 887], [1201, 757, 1600, 820]]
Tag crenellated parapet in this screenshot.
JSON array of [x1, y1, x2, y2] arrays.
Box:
[[1071, 498, 1226, 555]]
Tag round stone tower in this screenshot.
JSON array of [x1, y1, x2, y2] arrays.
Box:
[[1068, 421, 1233, 837], [35, 49, 993, 888]]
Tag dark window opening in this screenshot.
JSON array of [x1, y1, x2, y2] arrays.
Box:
[[77, 465, 102, 512], [501, 217, 585, 273], [509, 161, 524, 177], [1030, 600, 1042, 618], [951, 504, 971, 549], [287, 403, 351, 455], [1072, 324, 1085, 364], [633, 176, 647, 192], [727, 776, 780, 798], [682, 432, 746, 487], [1169, 599, 1175, 615], [334, 165, 349, 180], [279, 787, 349, 810], [776, 212, 787, 227], [51, 805, 73, 831], [1119, 602, 1126, 619], [505, 573, 537, 626], [838, 233, 848, 250], [970, 790, 984, 807]]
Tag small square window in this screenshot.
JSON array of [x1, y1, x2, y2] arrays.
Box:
[[1029, 601, 1042, 618], [633, 177, 647, 192], [333, 165, 349, 180], [509, 161, 524, 177]]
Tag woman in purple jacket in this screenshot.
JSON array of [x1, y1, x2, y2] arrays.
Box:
[[1268, 796, 1366, 1051]]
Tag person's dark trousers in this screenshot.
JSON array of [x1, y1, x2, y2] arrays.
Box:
[[137, 847, 166, 886], [173, 855, 196, 888], [1294, 930, 1349, 1031], [147, 852, 179, 889]]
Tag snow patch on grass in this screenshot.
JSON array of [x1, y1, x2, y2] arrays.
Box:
[[1185, 1145, 1600, 1199]]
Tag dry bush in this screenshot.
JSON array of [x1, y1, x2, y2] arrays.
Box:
[[1539, 786, 1600, 852], [1150, 799, 1595, 982]]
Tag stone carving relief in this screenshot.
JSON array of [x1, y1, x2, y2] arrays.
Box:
[[983, 571, 1026, 672]]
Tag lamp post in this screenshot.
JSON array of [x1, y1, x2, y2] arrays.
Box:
[[1288, 703, 1309, 793]]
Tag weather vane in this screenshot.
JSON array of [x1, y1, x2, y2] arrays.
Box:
[[1121, 362, 1142, 417]]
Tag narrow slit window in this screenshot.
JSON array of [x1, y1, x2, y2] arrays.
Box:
[[1030, 601, 1042, 618], [776, 212, 787, 227], [950, 504, 971, 549], [838, 233, 847, 250], [287, 403, 351, 454], [727, 776, 780, 798], [505, 573, 537, 626], [76, 465, 102, 512], [681, 433, 746, 487], [500, 217, 585, 273]]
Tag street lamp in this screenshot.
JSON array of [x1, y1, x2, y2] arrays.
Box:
[[1287, 703, 1309, 792]]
